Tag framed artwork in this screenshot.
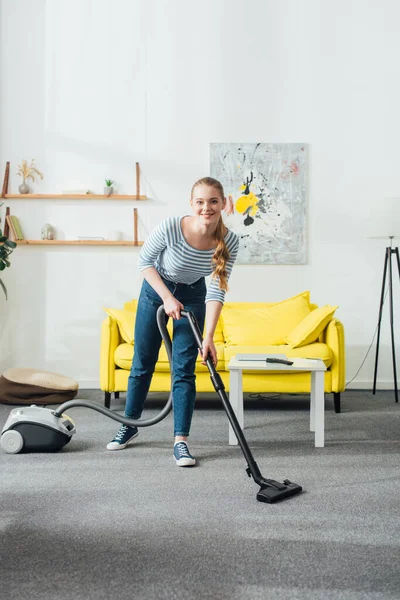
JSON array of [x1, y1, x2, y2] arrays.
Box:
[[210, 143, 307, 264]]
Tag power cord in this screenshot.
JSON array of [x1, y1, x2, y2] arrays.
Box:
[[248, 393, 282, 400], [345, 285, 388, 387]]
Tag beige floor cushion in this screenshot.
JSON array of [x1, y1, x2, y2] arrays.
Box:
[[0, 368, 79, 405]]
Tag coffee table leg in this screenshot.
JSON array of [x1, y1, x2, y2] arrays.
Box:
[[311, 371, 325, 447], [229, 369, 243, 445], [310, 376, 316, 433]]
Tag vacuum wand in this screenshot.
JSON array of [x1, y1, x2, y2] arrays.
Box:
[[180, 309, 303, 504]]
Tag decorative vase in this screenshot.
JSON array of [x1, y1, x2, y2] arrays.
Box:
[[41, 223, 55, 240], [104, 186, 113, 196], [18, 181, 29, 194]]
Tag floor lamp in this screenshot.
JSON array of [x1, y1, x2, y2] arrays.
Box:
[[371, 234, 400, 402]]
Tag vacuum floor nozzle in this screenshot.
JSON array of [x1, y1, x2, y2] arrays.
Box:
[[256, 480, 303, 503]]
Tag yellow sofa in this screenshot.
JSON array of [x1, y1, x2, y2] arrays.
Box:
[[100, 291, 345, 413]]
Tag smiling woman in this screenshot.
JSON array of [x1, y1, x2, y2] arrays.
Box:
[[188, 177, 233, 290], [106, 176, 240, 464]]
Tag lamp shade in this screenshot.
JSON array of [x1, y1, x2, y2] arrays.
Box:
[[367, 197, 400, 239]]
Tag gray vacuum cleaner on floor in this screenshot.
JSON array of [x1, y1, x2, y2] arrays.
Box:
[[0, 307, 302, 503]]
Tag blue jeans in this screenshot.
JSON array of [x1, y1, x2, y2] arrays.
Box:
[[125, 277, 206, 436]]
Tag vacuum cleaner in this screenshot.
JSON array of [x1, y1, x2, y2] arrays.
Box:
[[1, 307, 302, 503]]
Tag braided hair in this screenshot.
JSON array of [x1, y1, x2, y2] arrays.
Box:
[[191, 177, 230, 291]]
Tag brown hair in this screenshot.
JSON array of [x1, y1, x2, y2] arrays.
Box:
[[191, 177, 230, 291]]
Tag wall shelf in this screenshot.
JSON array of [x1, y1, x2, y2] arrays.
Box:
[[16, 240, 143, 246], [1, 161, 145, 245], [4, 194, 147, 200]]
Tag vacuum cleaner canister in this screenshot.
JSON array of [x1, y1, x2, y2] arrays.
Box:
[[1, 405, 76, 453]]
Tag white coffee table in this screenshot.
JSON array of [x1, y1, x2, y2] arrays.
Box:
[[227, 357, 327, 447]]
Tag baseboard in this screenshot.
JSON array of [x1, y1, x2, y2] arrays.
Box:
[[76, 380, 101, 389], [76, 379, 396, 392], [345, 380, 398, 390]]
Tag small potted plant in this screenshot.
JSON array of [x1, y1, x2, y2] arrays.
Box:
[[16, 159, 43, 194], [104, 179, 115, 196]]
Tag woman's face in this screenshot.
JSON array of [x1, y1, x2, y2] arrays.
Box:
[[191, 184, 226, 226]]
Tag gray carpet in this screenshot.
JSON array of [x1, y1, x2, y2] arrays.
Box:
[[1, 390, 400, 600]]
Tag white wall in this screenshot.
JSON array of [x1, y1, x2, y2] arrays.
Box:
[[0, 0, 398, 388]]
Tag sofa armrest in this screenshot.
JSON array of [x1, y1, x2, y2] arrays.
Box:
[[323, 318, 346, 392], [100, 316, 121, 392]]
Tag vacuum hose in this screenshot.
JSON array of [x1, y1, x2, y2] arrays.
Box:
[[53, 306, 196, 425]]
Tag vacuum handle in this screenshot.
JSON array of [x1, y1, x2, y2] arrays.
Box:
[[180, 309, 215, 369], [159, 306, 213, 367], [180, 309, 203, 348]]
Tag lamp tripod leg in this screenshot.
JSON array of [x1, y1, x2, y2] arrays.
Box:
[[373, 248, 389, 395], [388, 250, 398, 403]]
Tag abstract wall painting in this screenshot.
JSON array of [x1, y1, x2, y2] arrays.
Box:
[[210, 143, 307, 264]]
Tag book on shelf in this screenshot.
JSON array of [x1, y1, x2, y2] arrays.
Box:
[[6, 215, 17, 241], [6, 215, 24, 240], [11, 215, 24, 240]]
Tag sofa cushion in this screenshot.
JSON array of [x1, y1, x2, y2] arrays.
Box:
[[103, 308, 136, 344], [114, 343, 134, 370], [107, 301, 224, 345], [221, 291, 311, 346], [285, 305, 338, 348], [208, 319, 224, 344], [125, 295, 223, 343], [114, 342, 226, 373], [157, 343, 225, 372], [224, 343, 332, 369], [104, 306, 174, 344], [123, 300, 138, 312]]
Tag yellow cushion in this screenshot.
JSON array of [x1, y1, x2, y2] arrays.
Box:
[[208, 319, 224, 344], [114, 342, 225, 372], [104, 306, 175, 344], [285, 305, 338, 348], [124, 298, 224, 343], [221, 291, 311, 346], [157, 342, 225, 372], [123, 299, 138, 312], [103, 308, 136, 344], [112, 298, 223, 344]]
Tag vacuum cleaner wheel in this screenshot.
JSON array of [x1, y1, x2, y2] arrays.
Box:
[[1, 430, 24, 454]]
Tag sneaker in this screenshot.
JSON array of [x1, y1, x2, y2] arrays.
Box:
[[173, 441, 196, 467], [106, 425, 139, 451]]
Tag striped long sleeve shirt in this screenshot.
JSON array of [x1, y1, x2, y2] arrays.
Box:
[[138, 216, 240, 303]]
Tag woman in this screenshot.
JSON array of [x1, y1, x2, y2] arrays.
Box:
[[107, 177, 239, 466]]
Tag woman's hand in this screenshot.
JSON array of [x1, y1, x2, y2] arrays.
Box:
[[200, 335, 217, 366], [163, 296, 184, 320]]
